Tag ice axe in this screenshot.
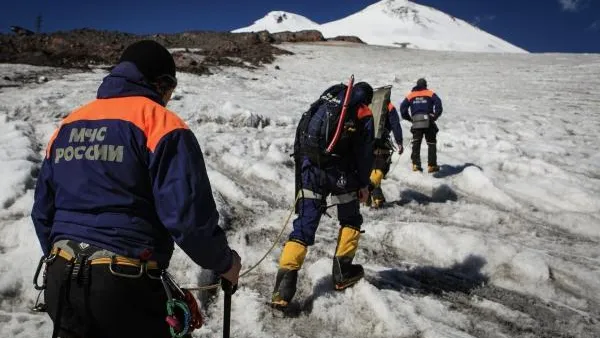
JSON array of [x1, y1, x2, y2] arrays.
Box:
[[221, 278, 236, 338]]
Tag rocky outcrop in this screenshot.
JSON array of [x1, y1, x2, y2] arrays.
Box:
[[271, 30, 326, 43], [327, 35, 365, 44], [0, 29, 292, 75], [0, 28, 364, 75], [9, 26, 34, 36]]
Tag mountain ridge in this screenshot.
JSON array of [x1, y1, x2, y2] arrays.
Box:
[[232, 0, 527, 53]]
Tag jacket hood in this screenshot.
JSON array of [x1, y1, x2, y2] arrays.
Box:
[[97, 61, 164, 106]]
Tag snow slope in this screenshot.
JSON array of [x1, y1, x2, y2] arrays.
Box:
[[231, 11, 320, 33], [1, 45, 600, 337], [233, 0, 527, 53]]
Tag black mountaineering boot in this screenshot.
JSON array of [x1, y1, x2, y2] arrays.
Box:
[[270, 240, 307, 309], [271, 268, 298, 309], [332, 226, 364, 290], [332, 256, 364, 290]]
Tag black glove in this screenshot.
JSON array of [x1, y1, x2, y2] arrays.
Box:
[[221, 277, 238, 295]]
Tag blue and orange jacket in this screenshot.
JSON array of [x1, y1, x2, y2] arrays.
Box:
[[31, 62, 233, 272], [385, 103, 403, 145], [399, 86, 443, 121]]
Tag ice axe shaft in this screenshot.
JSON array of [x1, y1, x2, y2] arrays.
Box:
[[221, 278, 233, 338]]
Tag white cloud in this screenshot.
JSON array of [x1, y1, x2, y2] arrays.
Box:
[[558, 0, 589, 12], [589, 20, 600, 31]]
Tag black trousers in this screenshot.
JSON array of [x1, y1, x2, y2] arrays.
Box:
[[44, 256, 176, 338], [411, 123, 439, 166]]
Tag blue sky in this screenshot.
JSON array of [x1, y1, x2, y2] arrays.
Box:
[[1, 0, 599, 53]]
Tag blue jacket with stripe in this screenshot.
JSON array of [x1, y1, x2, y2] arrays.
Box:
[[31, 62, 233, 272], [399, 86, 443, 121]]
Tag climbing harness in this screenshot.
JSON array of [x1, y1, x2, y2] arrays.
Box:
[[32, 241, 165, 337]]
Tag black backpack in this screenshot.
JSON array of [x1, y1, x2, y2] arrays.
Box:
[[293, 83, 358, 165]]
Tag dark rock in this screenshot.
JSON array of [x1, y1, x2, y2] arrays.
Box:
[[10, 26, 35, 36], [257, 30, 274, 43], [271, 30, 325, 43], [393, 42, 411, 48], [327, 35, 365, 44]]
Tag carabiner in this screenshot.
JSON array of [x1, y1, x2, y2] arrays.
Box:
[[160, 271, 174, 302], [164, 271, 185, 298], [33, 253, 56, 290]]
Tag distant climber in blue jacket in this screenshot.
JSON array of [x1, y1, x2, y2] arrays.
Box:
[[400, 78, 443, 173]]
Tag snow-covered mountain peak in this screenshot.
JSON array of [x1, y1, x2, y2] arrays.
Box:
[[231, 11, 319, 33], [364, 0, 468, 28], [372, 0, 414, 13], [318, 0, 527, 53], [371, 0, 428, 27], [233, 1, 527, 53]]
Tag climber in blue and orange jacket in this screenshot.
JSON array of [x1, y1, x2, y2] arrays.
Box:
[[31, 40, 241, 338], [400, 78, 443, 173], [271, 81, 374, 310], [368, 101, 404, 208]]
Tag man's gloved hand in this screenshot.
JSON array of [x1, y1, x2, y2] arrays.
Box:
[[221, 249, 242, 288], [397, 144, 404, 155], [429, 113, 438, 122]]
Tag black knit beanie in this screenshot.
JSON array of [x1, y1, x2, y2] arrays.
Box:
[[353, 82, 374, 105], [119, 40, 176, 84]]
